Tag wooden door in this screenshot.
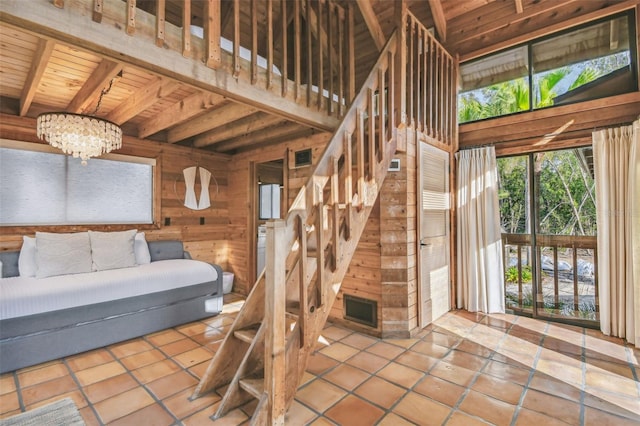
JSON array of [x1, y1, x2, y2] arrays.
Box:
[[418, 142, 451, 327]]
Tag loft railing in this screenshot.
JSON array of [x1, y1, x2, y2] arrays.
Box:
[[503, 233, 599, 322], [65, 0, 355, 118]]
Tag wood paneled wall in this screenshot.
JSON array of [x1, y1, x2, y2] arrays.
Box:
[[0, 115, 230, 268]]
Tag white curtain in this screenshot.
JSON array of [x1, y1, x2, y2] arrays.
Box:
[[593, 119, 639, 346], [456, 146, 505, 313]]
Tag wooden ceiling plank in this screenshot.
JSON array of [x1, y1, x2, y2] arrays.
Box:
[[193, 112, 285, 148], [20, 38, 55, 117], [66, 59, 122, 114], [460, 0, 639, 62], [213, 122, 311, 152], [106, 78, 180, 125], [167, 101, 258, 143], [137, 91, 226, 138], [355, 0, 385, 51], [427, 0, 446, 42]]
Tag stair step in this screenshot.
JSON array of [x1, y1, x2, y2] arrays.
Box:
[[234, 327, 259, 344], [239, 377, 264, 399]]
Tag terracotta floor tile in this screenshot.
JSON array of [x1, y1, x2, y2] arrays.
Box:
[[514, 407, 571, 426], [395, 350, 438, 371], [521, 388, 581, 425], [306, 352, 340, 376], [447, 411, 493, 426], [188, 361, 210, 379], [345, 351, 389, 374], [354, 376, 406, 409], [78, 405, 101, 426], [392, 392, 451, 425], [410, 341, 450, 359], [163, 387, 221, 420], [202, 315, 235, 329], [323, 363, 370, 391], [131, 359, 181, 384], [325, 394, 385, 425], [159, 338, 201, 357], [173, 347, 213, 368], [321, 325, 353, 342], [471, 373, 524, 405], [17, 363, 69, 388], [413, 375, 465, 407], [422, 330, 461, 348], [507, 325, 545, 346], [147, 370, 198, 400], [190, 328, 227, 346], [376, 361, 424, 389], [458, 390, 516, 426], [20, 375, 77, 406], [121, 349, 166, 370], [109, 403, 176, 426], [429, 361, 477, 387], [28, 390, 88, 411], [284, 400, 318, 425], [442, 349, 487, 371], [295, 379, 346, 412], [181, 407, 217, 426], [377, 412, 416, 426], [585, 357, 637, 379], [584, 405, 640, 425], [93, 387, 155, 423], [208, 408, 249, 425], [67, 349, 114, 372], [456, 339, 495, 358], [319, 342, 360, 362], [340, 333, 378, 350], [109, 339, 154, 359], [585, 365, 639, 396], [0, 391, 19, 414], [366, 341, 406, 360], [146, 329, 186, 347], [583, 388, 640, 421], [74, 361, 126, 387], [386, 338, 419, 349], [528, 372, 583, 402], [176, 322, 210, 337], [0, 375, 16, 395], [82, 373, 138, 404], [483, 360, 531, 386]]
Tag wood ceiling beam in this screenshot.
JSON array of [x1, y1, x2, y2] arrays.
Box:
[[355, 0, 385, 51], [137, 91, 226, 139], [0, 1, 340, 131], [66, 59, 123, 114], [213, 122, 312, 152], [193, 112, 285, 148], [106, 78, 180, 125], [427, 0, 446, 42], [166, 101, 257, 143], [515, 0, 524, 14], [20, 38, 55, 117]]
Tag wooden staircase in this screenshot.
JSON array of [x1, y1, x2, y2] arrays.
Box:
[[192, 27, 400, 422], [192, 7, 457, 424]]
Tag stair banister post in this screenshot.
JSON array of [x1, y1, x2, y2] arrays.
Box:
[[393, 0, 407, 152], [264, 219, 287, 425]]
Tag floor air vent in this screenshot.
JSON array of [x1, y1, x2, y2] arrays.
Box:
[[343, 294, 377, 328]]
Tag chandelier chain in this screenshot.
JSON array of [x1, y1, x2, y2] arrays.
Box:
[[92, 77, 116, 116]]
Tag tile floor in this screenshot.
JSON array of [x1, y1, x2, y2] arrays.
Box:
[[1, 294, 639, 425]]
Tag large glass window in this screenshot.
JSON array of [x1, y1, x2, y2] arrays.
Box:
[[459, 11, 637, 123], [0, 144, 154, 226]]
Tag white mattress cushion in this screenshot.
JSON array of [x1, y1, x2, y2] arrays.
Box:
[[89, 229, 137, 271], [0, 259, 218, 320]]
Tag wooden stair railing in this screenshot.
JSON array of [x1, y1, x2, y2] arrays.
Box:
[[192, 30, 400, 424]]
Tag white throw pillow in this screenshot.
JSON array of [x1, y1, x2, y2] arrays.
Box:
[[134, 232, 151, 265], [18, 236, 37, 277], [89, 230, 137, 271], [36, 232, 93, 278]]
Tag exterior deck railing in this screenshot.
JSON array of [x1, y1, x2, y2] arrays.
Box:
[[502, 233, 598, 322]]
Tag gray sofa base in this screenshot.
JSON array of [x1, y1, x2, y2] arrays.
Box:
[[0, 283, 222, 373]]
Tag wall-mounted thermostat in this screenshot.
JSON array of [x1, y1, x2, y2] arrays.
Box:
[[388, 158, 401, 171]]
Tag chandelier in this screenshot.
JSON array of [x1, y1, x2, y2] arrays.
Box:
[[36, 75, 122, 166], [36, 113, 122, 166]]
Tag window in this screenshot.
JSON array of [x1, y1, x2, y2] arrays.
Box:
[[259, 183, 281, 220], [459, 11, 637, 123], [0, 143, 155, 226]]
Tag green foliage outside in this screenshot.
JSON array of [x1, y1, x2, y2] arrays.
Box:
[[505, 265, 532, 283]]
